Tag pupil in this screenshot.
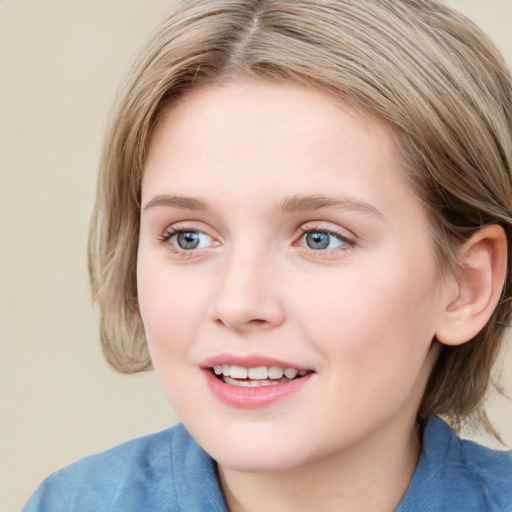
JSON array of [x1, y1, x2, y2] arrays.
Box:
[[177, 232, 200, 250], [306, 232, 329, 250]]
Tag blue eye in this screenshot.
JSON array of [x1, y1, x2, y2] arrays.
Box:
[[299, 230, 347, 251], [169, 230, 213, 250]]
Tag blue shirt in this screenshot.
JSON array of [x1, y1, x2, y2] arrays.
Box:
[[23, 416, 512, 511]]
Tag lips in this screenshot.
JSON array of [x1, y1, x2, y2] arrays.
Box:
[[201, 355, 313, 407]]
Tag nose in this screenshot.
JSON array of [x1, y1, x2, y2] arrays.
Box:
[[210, 249, 286, 333]]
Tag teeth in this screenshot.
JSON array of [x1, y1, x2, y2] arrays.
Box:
[[284, 368, 298, 379], [229, 365, 248, 379], [224, 376, 293, 387], [268, 366, 284, 379], [213, 364, 308, 381], [248, 366, 268, 379]]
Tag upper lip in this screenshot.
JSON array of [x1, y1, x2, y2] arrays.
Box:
[[201, 354, 311, 371]]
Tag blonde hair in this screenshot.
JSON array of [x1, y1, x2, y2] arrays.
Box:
[[89, 0, 512, 434]]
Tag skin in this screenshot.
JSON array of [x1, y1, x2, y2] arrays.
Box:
[[137, 80, 459, 511]]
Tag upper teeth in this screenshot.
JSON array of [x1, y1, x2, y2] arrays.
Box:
[[213, 365, 307, 380]]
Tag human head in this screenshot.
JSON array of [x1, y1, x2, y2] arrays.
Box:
[[88, 0, 512, 433]]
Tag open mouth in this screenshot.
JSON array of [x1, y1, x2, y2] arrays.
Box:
[[211, 364, 310, 388]]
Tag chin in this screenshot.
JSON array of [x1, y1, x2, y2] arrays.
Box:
[[190, 424, 320, 473], [214, 447, 310, 474]]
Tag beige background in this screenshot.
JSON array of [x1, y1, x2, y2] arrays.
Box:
[[1, 1, 511, 511]]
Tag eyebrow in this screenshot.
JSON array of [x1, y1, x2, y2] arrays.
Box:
[[143, 193, 385, 221], [143, 194, 209, 211], [277, 194, 385, 221]]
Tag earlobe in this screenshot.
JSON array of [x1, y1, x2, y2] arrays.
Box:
[[435, 224, 507, 346]]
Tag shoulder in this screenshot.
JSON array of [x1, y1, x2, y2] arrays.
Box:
[[22, 423, 227, 512], [398, 416, 512, 512]]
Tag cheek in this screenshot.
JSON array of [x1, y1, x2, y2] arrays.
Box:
[[136, 258, 208, 359], [292, 258, 439, 380], [136, 260, 211, 413]]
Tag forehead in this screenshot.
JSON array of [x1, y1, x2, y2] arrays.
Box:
[[144, 80, 407, 199]]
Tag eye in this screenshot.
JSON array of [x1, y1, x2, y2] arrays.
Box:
[[162, 229, 214, 251], [298, 229, 351, 251]]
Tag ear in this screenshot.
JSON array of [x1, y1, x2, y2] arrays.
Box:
[[435, 224, 507, 346]]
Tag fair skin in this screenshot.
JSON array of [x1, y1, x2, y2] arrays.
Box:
[[136, 80, 505, 511]]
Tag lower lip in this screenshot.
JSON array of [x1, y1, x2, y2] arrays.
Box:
[[203, 369, 312, 408]]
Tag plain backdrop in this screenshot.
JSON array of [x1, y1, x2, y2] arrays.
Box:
[[1, 1, 511, 511]]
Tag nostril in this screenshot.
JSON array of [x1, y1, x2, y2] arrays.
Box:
[[247, 319, 267, 325], [214, 316, 272, 331]]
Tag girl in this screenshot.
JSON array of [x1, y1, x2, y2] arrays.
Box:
[[24, 0, 512, 510]]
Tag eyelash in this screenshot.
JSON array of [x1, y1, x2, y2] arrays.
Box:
[[157, 227, 215, 256], [296, 227, 355, 253], [157, 226, 355, 256]]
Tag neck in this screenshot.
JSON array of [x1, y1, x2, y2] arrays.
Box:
[[218, 415, 422, 512]]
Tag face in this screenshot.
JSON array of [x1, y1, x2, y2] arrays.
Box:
[[137, 80, 449, 472]]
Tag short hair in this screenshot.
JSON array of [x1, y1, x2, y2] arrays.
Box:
[[88, 0, 512, 435]]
